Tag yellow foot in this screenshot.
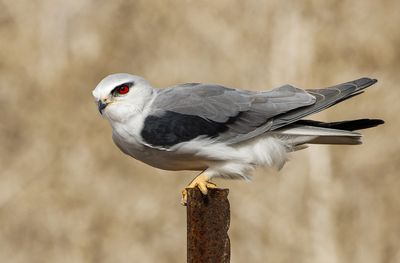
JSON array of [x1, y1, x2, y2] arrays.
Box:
[[181, 173, 217, 206]]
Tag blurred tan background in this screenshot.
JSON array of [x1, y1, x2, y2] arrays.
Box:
[[0, 0, 399, 262]]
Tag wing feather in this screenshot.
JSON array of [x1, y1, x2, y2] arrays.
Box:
[[148, 83, 315, 145], [144, 78, 377, 147], [270, 78, 377, 130]]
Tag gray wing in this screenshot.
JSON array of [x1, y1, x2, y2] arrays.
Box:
[[148, 82, 316, 144], [269, 77, 378, 130], [146, 78, 377, 146]]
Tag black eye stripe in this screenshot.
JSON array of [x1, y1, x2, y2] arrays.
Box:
[[111, 82, 134, 94]]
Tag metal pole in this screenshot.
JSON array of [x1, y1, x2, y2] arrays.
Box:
[[186, 188, 230, 263]]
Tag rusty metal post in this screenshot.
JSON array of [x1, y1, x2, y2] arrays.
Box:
[[186, 188, 230, 263]]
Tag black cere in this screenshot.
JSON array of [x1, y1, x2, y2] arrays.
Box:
[[141, 111, 229, 147]]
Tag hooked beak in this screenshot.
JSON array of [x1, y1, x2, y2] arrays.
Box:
[[98, 100, 108, 114]]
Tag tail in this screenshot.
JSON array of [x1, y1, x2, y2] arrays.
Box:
[[276, 118, 384, 146], [270, 77, 378, 130]]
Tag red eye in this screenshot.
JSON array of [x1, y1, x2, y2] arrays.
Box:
[[117, 85, 129, 94]]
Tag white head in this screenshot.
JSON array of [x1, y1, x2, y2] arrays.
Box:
[[92, 73, 154, 123]]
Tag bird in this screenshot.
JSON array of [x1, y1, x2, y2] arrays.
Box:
[[92, 73, 384, 205]]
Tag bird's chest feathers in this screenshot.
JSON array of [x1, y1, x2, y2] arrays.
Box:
[[111, 113, 145, 149], [109, 94, 156, 150]]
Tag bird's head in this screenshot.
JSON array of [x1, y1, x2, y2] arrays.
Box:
[[92, 73, 154, 123]]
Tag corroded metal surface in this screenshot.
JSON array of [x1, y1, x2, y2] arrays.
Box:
[[187, 188, 230, 263]]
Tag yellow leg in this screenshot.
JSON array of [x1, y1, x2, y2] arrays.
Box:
[[181, 172, 217, 206]]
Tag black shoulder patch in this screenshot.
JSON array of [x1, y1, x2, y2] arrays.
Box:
[[141, 111, 229, 147]]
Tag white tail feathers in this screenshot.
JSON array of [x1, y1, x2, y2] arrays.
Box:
[[275, 125, 362, 145]]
